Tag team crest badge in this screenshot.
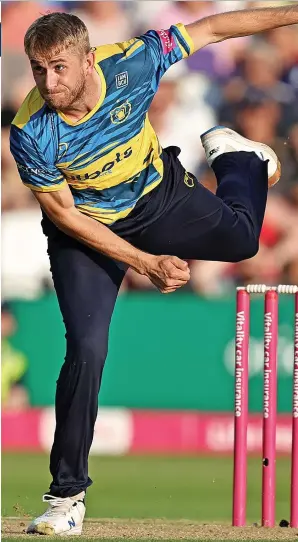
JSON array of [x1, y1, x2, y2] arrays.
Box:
[[58, 142, 68, 160], [184, 171, 195, 188], [110, 101, 132, 124]]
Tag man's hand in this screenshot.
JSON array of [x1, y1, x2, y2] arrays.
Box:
[[32, 187, 190, 292], [140, 255, 190, 294]]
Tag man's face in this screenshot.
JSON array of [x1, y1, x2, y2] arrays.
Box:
[[30, 48, 88, 110]]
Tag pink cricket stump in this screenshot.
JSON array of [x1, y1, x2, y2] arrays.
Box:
[[233, 289, 250, 527], [262, 290, 278, 527], [290, 292, 298, 528]]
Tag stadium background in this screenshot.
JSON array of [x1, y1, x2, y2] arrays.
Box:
[[2, 0, 298, 527]]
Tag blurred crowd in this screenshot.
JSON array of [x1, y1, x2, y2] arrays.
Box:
[[2, 0, 298, 298], [1, 303, 29, 411]]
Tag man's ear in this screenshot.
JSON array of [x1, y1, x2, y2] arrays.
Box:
[[85, 50, 95, 74]]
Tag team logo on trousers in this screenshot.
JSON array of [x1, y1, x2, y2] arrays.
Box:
[[184, 171, 195, 188], [110, 101, 132, 124]]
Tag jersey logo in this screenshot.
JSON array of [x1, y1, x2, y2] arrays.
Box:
[[110, 101, 131, 124], [58, 142, 68, 160], [16, 162, 46, 175], [184, 171, 195, 188], [157, 29, 176, 55], [209, 147, 219, 157], [116, 71, 128, 89]]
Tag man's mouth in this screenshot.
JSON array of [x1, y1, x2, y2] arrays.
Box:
[[44, 90, 64, 96]]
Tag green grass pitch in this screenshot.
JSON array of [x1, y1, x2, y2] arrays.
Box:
[[1, 453, 292, 524]]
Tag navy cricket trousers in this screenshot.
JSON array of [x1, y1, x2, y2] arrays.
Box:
[[44, 149, 268, 497]]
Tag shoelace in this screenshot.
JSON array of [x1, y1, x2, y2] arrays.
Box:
[[42, 494, 74, 517]]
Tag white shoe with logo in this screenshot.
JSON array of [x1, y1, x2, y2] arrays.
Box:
[[26, 492, 85, 536], [200, 125, 281, 187]]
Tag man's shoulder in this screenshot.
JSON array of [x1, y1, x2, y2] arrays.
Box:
[[12, 87, 46, 133], [92, 37, 146, 63]]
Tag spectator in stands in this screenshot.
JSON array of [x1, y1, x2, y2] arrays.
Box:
[[234, 92, 298, 198], [72, 1, 131, 46], [218, 41, 298, 130], [148, 62, 215, 175], [267, 25, 298, 93], [1, 303, 29, 411], [2, 108, 38, 211]]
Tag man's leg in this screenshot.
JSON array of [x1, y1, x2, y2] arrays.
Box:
[[134, 147, 269, 262], [27, 221, 126, 535], [46, 231, 126, 498]]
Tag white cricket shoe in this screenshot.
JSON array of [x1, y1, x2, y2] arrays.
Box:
[[26, 493, 85, 536], [200, 125, 281, 187]]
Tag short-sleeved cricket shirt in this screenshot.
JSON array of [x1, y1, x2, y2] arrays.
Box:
[[10, 24, 194, 225]]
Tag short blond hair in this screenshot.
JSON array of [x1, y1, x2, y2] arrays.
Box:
[[24, 12, 90, 59]]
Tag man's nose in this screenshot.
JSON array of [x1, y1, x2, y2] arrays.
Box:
[[45, 71, 59, 90]]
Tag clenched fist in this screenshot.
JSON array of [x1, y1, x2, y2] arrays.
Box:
[[140, 254, 190, 293]]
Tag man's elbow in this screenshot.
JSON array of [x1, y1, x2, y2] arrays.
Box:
[[46, 206, 78, 234], [33, 190, 77, 230], [202, 14, 229, 44], [186, 17, 218, 51]]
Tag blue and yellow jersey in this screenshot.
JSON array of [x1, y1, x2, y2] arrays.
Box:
[[10, 24, 194, 225]]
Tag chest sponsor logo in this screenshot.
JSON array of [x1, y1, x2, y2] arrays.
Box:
[[116, 71, 128, 89], [110, 101, 131, 124], [67, 147, 132, 181]]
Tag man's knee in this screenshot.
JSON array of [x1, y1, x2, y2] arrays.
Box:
[[228, 237, 259, 263], [67, 333, 108, 370], [222, 209, 260, 262]]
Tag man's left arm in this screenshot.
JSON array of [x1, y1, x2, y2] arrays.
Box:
[[186, 4, 298, 52]]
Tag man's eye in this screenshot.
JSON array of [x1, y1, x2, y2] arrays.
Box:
[[55, 65, 65, 72], [33, 66, 44, 74]]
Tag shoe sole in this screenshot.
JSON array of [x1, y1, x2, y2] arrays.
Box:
[[201, 126, 281, 188], [28, 522, 82, 536]]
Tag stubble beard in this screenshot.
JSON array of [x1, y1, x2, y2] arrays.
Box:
[[44, 71, 87, 112]]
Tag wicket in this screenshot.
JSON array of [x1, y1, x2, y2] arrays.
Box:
[[232, 284, 298, 528]]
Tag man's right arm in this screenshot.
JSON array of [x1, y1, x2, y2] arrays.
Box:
[[33, 185, 190, 294], [10, 125, 190, 292]]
